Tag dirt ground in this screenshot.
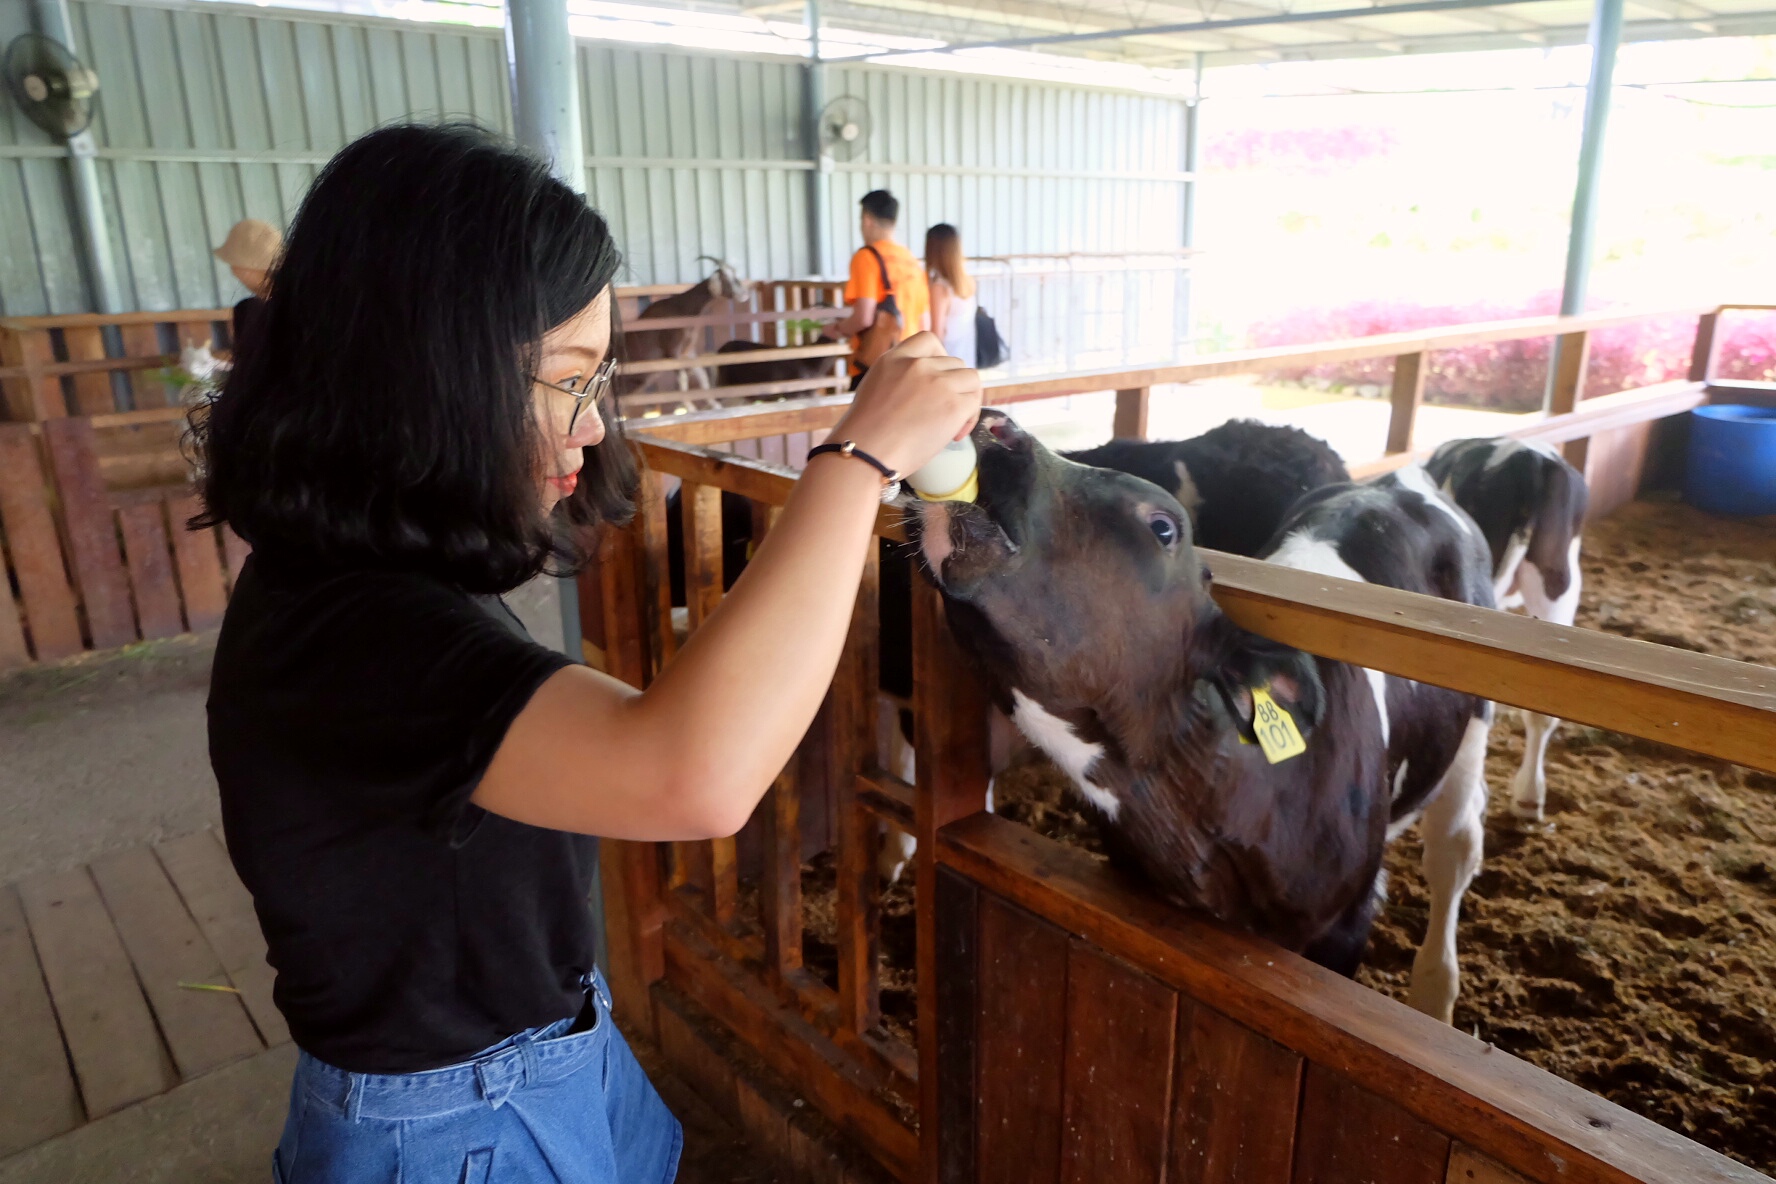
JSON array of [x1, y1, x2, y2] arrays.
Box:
[[798, 497, 1776, 1174]]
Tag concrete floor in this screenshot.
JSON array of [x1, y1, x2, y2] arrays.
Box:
[[0, 633, 222, 886]]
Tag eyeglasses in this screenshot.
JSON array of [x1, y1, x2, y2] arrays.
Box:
[[535, 356, 618, 433]]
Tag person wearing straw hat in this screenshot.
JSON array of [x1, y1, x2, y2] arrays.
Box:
[[214, 218, 283, 345]]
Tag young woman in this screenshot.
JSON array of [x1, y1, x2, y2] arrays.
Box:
[[196, 124, 980, 1184], [925, 222, 978, 367]]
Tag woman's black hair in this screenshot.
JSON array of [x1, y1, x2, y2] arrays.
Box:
[[192, 122, 636, 594]]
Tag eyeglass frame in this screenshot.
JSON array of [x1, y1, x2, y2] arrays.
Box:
[[534, 355, 619, 434]]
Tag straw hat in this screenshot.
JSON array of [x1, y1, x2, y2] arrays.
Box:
[[213, 219, 283, 270]]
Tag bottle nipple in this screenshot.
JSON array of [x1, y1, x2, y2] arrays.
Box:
[[906, 439, 979, 503]]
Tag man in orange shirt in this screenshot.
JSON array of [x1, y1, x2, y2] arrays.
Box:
[[823, 190, 930, 388]]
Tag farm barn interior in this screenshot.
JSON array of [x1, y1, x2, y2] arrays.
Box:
[[0, 0, 1774, 1180]]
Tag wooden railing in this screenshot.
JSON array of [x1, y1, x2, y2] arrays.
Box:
[[593, 362, 1774, 1182], [631, 302, 1770, 519], [0, 278, 854, 424]]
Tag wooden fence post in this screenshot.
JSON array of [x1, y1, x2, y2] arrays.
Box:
[[592, 517, 667, 1039], [1688, 311, 1720, 383], [1547, 330, 1591, 470], [1386, 351, 1426, 455], [42, 418, 136, 650], [1113, 386, 1151, 440], [912, 579, 991, 1182]]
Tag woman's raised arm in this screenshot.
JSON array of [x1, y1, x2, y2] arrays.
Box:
[[473, 335, 980, 840]]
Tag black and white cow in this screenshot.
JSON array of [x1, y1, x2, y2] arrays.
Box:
[[1422, 438, 1588, 822], [1064, 419, 1350, 557], [914, 410, 1495, 1021], [877, 420, 1352, 883]]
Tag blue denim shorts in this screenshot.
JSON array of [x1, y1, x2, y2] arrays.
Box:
[[272, 972, 682, 1184]]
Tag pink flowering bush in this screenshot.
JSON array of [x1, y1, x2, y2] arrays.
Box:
[[1205, 127, 1400, 176], [1715, 312, 1776, 383], [1243, 295, 1772, 411]]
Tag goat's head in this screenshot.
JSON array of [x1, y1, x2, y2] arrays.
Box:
[[698, 256, 754, 301]]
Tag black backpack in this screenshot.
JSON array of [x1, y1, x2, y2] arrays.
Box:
[[974, 305, 1007, 369]]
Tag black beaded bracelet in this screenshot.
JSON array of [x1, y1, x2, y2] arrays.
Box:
[[806, 440, 901, 485]]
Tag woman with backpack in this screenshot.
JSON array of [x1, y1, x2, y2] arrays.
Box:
[[925, 223, 978, 367]]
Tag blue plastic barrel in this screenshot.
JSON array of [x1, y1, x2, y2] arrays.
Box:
[[1685, 404, 1776, 517]]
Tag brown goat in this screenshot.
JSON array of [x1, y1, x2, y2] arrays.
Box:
[[621, 258, 753, 397]]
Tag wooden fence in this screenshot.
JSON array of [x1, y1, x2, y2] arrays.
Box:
[[596, 313, 1775, 1182], [0, 418, 245, 670], [0, 279, 854, 425]]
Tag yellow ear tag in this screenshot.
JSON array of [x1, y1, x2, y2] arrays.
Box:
[[1250, 687, 1307, 764]]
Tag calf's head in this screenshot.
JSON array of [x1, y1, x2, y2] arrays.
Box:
[[910, 410, 1322, 766]]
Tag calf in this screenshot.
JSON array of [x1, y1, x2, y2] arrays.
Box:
[[878, 421, 1349, 882], [622, 259, 753, 397], [1064, 419, 1349, 556], [912, 410, 1495, 1021], [1421, 438, 1588, 822]]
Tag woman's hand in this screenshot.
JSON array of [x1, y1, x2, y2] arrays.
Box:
[[834, 333, 982, 477]]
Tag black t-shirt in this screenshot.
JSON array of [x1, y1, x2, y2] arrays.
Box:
[[208, 556, 592, 1073]]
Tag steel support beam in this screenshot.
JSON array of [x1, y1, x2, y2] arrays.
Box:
[[861, 0, 1559, 58], [505, 0, 586, 194], [805, 0, 832, 278], [33, 0, 124, 314], [1179, 53, 1202, 353], [504, 0, 589, 667], [1546, 0, 1624, 411]]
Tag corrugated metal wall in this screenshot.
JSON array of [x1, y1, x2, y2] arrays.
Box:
[[0, 0, 1187, 317]]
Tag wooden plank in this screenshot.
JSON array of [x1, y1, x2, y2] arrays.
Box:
[[88, 846, 263, 1079], [1448, 1145, 1536, 1184], [1170, 1001, 1304, 1184], [43, 417, 137, 650], [980, 305, 1714, 405], [1059, 942, 1178, 1184], [116, 501, 186, 639], [1112, 386, 1149, 440], [120, 324, 169, 410], [1688, 312, 1720, 383], [1387, 350, 1427, 454], [665, 922, 919, 1182], [682, 483, 723, 630], [936, 813, 1767, 1184], [153, 830, 287, 1047], [17, 868, 177, 1118], [836, 547, 882, 1033], [621, 341, 849, 376], [0, 559, 26, 671], [759, 766, 804, 986], [935, 868, 979, 1184], [61, 326, 117, 416], [1203, 548, 1776, 775], [0, 425, 82, 661], [621, 374, 848, 409], [975, 894, 1070, 1184], [632, 395, 851, 446], [166, 495, 228, 631], [0, 886, 84, 1156], [623, 306, 844, 333], [1547, 330, 1590, 470], [1292, 1063, 1450, 1184], [914, 576, 994, 1181], [10, 329, 65, 419], [636, 473, 677, 678]]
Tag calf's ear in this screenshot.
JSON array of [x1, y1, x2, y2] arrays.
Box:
[[1209, 638, 1325, 741]]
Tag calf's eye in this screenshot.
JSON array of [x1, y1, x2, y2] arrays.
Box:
[[1148, 513, 1179, 548]]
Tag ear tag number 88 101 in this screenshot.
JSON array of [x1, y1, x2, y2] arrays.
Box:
[[1251, 687, 1307, 764]]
